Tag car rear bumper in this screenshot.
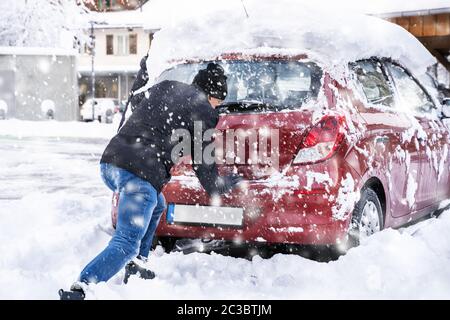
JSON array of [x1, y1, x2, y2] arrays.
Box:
[[158, 162, 358, 245], [156, 196, 349, 246]]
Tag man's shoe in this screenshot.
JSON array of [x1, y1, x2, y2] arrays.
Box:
[[123, 260, 155, 284], [59, 283, 86, 300]]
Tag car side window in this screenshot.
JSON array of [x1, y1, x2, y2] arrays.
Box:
[[351, 60, 395, 108], [385, 62, 434, 113]]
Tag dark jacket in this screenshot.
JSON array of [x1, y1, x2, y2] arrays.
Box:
[[101, 80, 220, 194]]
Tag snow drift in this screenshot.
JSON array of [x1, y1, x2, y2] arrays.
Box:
[[1, 190, 450, 299], [1, 118, 449, 300]]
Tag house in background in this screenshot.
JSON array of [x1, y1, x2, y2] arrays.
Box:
[[77, 9, 157, 107], [384, 9, 450, 68], [82, 0, 149, 12], [375, 5, 450, 88]]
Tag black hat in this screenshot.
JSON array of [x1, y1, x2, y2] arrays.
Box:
[[192, 62, 228, 100]]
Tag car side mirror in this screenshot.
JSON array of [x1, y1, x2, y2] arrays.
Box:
[[442, 98, 450, 118]]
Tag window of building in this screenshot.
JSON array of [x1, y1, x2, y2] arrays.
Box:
[[98, 0, 114, 10], [129, 34, 137, 54], [105, 34, 137, 56], [351, 60, 395, 108], [106, 35, 113, 55], [116, 35, 129, 55]]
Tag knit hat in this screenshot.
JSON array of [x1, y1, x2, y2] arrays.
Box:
[[192, 63, 228, 100]]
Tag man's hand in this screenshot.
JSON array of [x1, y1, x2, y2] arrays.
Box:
[[216, 174, 243, 195]]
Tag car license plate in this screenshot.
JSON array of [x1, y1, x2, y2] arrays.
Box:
[[166, 204, 244, 227]]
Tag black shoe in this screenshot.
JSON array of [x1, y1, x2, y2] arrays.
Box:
[[59, 283, 86, 300], [123, 260, 155, 284]]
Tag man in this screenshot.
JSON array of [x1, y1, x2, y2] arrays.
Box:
[[59, 62, 241, 300]]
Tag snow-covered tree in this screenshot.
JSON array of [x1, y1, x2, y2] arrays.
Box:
[[0, 0, 88, 49]]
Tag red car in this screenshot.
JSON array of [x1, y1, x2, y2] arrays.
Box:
[[113, 54, 450, 253]]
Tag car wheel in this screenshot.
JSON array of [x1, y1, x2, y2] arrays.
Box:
[[152, 236, 178, 253], [0, 109, 5, 120], [339, 187, 383, 252], [105, 109, 113, 124], [46, 109, 54, 120]]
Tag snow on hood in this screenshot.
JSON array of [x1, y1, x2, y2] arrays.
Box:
[[145, 0, 435, 83]]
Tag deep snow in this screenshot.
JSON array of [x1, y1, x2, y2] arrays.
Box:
[[1, 120, 450, 299]]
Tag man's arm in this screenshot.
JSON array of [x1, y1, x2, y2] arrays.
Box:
[[191, 110, 241, 196], [192, 161, 220, 195]]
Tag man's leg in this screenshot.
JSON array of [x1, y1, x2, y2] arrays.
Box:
[[79, 173, 158, 284], [138, 192, 166, 259], [100, 163, 117, 192]]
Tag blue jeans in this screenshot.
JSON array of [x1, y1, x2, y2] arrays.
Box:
[[79, 163, 166, 284]]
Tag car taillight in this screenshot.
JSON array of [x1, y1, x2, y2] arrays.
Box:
[[293, 115, 346, 164]]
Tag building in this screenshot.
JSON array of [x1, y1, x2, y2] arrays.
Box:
[[77, 9, 157, 107], [0, 47, 78, 121], [82, 0, 148, 12], [379, 8, 450, 85], [356, 1, 450, 87]]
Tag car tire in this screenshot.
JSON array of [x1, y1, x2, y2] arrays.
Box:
[[105, 109, 113, 124], [0, 109, 5, 120], [46, 109, 54, 120], [152, 236, 178, 253], [338, 187, 384, 252]]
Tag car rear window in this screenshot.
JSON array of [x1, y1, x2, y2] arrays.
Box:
[[157, 60, 323, 113]]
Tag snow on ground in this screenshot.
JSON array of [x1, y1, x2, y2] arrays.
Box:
[[0, 119, 116, 140], [1, 120, 450, 299]]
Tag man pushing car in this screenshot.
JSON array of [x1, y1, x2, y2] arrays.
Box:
[[59, 59, 242, 300]]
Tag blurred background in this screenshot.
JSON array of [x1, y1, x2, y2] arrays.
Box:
[[1, 0, 450, 123]]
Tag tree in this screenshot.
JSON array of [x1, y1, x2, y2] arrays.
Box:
[[0, 0, 88, 49]]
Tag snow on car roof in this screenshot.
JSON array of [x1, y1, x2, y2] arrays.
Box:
[[145, 0, 436, 83]]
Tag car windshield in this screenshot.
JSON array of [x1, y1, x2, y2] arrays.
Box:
[[157, 60, 323, 113]]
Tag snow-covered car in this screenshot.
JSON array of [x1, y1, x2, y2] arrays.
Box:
[[80, 98, 116, 123], [112, 3, 450, 253]]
